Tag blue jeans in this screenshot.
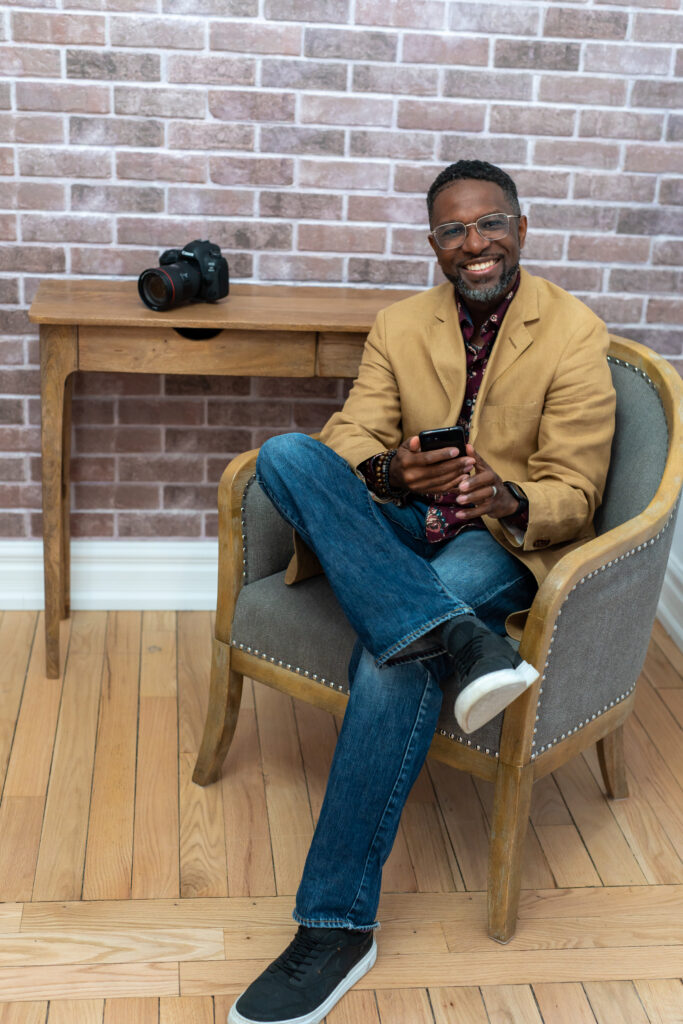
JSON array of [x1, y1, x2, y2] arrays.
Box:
[[256, 433, 536, 929]]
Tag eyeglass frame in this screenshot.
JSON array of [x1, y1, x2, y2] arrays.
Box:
[[431, 212, 521, 251]]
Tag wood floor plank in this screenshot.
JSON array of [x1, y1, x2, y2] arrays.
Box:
[[47, 1000, 104, 1024], [650, 622, 683, 680], [159, 996, 214, 1024], [553, 755, 646, 886], [532, 983, 597, 1024], [83, 612, 141, 901], [0, 612, 37, 794], [636, 675, 683, 793], [33, 612, 107, 901], [481, 984, 543, 1023], [530, 774, 573, 826], [177, 612, 213, 756], [220, 706, 276, 898], [103, 998, 159, 1024], [0, 1004, 48, 1024], [253, 683, 313, 896], [583, 980, 650, 1023], [442, 912, 682, 952], [633, 979, 683, 1024], [325, 989, 381, 1023], [643, 630, 682, 690], [473, 777, 556, 890], [624, 715, 683, 858], [0, 906, 21, 934], [0, 963, 179, 1001], [427, 762, 488, 891], [0, 797, 45, 902], [374, 987, 434, 1023], [660, 688, 683, 730], [403, 765, 463, 892], [179, 753, 228, 899], [428, 986, 489, 1023], [0, 926, 224, 967], [533, 825, 602, 888], [381, 822, 418, 894]]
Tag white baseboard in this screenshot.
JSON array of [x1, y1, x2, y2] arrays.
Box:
[[0, 540, 218, 610], [1, 539, 681, 653]]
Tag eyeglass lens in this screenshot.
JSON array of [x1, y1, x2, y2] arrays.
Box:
[[433, 214, 515, 250]]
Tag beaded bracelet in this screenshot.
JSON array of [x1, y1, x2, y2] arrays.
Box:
[[370, 449, 407, 501]]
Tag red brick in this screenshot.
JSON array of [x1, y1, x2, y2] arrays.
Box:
[[168, 55, 255, 86], [72, 398, 115, 425], [0, 46, 60, 78], [260, 191, 343, 220], [520, 234, 564, 262], [403, 32, 488, 65], [490, 104, 575, 136], [660, 179, 683, 205], [301, 95, 392, 128], [0, 339, 25, 365], [0, 246, 65, 273], [67, 49, 160, 81], [165, 426, 251, 452], [166, 0, 256, 12], [584, 43, 670, 76], [209, 90, 295, 123], [0, 215, 16, 241], [632, 80, 683, 108], [609, 268, 680, 293], [167, 187, 254, 217], [74, 372, 161, 397], [70, 247, 160, 276], [668, 116, 683, 143], [260, 126, 345, 156], [0, 147, 13, 175], [0, 399, 23, 425], [625, 145, 683, 173], [292, 401, 343, 430], [444, 69, 533, 101], [347, 195, 425, 224], [534, 139, 620, 170], [110, 15, 205, 48], [19, 147, 112, 178], [69, 457, 116, 482], [0, 369, 39, 395], [623, 329, 683, 358], [0, 457, 26, 482], [71, 184, 164, 213], [538, 75, 626, 106], [437, 136, 528, 165], [494, 39, 579, 70], [298, 160, 389, 191], [391, 228, 431, 257], [117, 216, 219, 245], [647, 298, 683, 322], [348, 258, 429, 286], [579, 109, 664, 141], [21, 214, 112, 244], [527, 264, 602, 292], [579, 295, 644, 326], [258, 255, 344, 282], [353, 64, 438, 96], [12, 115, 64, 144], [74, 483, 160, 510], [350, 130, 435, 161], [207, 398, 291, 427], [398, 100, 485, 133], [451, 4, 538, 34], [0, 311, 31, 336], [118, 512, 201, 538], [0, 513, 27, 538], [69, 513, 114, 539], [529, 203, 617, 233], [568, 236, 651, 264], [17, 183, 66, 210], [12, 12, 106, 44], [118, 398, 205, 426], [116, 152, 207, 183], [252, 378, 342, 399], [298, 224, 386, 254], [168, 122, 254, 151], [262, 58, 347, 92], [544, 7, 627, 39], [0, 427, 40, 453], [573, 173, 656, 203], [210, 156, 294, 187], [163, 485, 217, 510], [210, 21, 301, 55], [633, 12, 683, 42], [508, 169, 570, 200], [75, 426, 162, 454], [115, 87, 205, 119], [266, 0, 350, 21], [70, 115, 163, 148], [118, 455, 205, 482], [16, 82, 109, 114], [164, 376, 250, 396], [617, 207, 683, 237], [305, 27, 397, 61], [0, 483, 41, 508], [357, 0, 444, 28]]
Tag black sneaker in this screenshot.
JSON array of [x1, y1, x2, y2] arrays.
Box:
[[446, 617, 539, 734], [228, 925, 377, 1024]]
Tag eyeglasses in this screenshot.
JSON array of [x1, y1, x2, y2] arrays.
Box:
[[431, 213, 520, 251]]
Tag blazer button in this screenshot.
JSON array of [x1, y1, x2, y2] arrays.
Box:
[[533, 538, 550, 548]]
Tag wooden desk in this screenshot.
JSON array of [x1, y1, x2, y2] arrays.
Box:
[[30, 279, 415, 677]]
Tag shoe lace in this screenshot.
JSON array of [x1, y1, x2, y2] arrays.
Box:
[[271, 929, 321, 982], [452, 631, 486, 678]]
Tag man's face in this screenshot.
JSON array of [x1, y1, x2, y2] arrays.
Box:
[[428, 179, 527, 309]]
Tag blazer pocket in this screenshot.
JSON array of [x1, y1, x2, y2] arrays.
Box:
[[475, 402, 542, 457]]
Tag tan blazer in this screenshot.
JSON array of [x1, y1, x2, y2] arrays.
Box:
[[289, 268, 616, 592]]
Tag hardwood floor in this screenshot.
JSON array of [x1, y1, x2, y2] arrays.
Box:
[[0, 610, 680, 1023]]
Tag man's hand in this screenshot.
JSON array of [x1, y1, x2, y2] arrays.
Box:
[[388, 435, 474, 495], [454, 443, 519, 520]]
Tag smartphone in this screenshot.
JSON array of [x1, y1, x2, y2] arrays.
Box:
[[418, 425, 467, 455]]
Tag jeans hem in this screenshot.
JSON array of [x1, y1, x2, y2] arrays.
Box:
[[375, 607, 468, 667], [293, 910, 379, 931]]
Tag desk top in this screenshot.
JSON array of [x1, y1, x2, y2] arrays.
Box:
[[29, 279, 418, 333]]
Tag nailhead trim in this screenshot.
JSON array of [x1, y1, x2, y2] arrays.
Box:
[[232, 640, 350, 694]]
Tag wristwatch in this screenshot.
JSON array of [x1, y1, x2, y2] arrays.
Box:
[[503, 481, 529, 517]]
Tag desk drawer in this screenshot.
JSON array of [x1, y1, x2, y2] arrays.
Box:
[[317, 332, 365, 378], [78, 326, 317, 377]]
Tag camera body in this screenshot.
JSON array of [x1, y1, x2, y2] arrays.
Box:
[[138, 239, 230, 312]]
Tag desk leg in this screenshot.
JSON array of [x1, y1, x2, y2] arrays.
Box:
[[60, 373, 73, 620], [40, 325, 77, 678]]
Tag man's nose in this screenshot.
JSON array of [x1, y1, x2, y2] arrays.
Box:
[[461, 223, 487, 254]]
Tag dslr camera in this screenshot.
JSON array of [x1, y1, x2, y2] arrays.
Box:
[[138, 239, 229, 312]]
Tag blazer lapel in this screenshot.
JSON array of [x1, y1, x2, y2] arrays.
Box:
[[470, 268, 540, 437], [428, 284, 468, 424]]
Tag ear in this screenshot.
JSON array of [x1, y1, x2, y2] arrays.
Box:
[[517, 214, 528, 249], [428, 232, 439, 257]]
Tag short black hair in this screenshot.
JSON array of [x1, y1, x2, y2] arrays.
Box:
[[427, 160, 521, 223]]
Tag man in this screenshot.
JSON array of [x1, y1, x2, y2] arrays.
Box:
[[228, 160, 616, 1024]]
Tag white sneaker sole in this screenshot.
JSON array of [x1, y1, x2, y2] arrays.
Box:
[[227, 937, 377, 1024], [454, 661, 539, 734]]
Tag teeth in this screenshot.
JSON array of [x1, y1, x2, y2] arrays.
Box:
[[465, 259, 497, 271]]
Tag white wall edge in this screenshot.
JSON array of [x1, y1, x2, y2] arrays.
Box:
[[0, 540, 219, 611], [657, 551, 683, 653]]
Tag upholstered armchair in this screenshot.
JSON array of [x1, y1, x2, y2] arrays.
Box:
[[193, 336, 682, 942]]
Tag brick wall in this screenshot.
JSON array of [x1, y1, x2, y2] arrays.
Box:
[[1, 0, 681, 540]]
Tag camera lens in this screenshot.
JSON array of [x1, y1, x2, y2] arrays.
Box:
[[138, 262, 202, 311]]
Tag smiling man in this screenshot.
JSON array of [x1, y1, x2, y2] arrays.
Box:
[[228, 160, 616, 1024]]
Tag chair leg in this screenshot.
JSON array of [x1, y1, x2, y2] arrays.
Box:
[[487, 761, 533, 943], [597, 725, 629, 799], [192, 636, 244, 787]]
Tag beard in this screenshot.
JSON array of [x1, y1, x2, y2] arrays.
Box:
[[446, 261, 520, 306]]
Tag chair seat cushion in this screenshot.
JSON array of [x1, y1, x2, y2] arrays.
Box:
[[231, 571, 504, 756]]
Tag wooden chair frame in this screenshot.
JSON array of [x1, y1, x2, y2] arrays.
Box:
[[193, 336, 683, 942]]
